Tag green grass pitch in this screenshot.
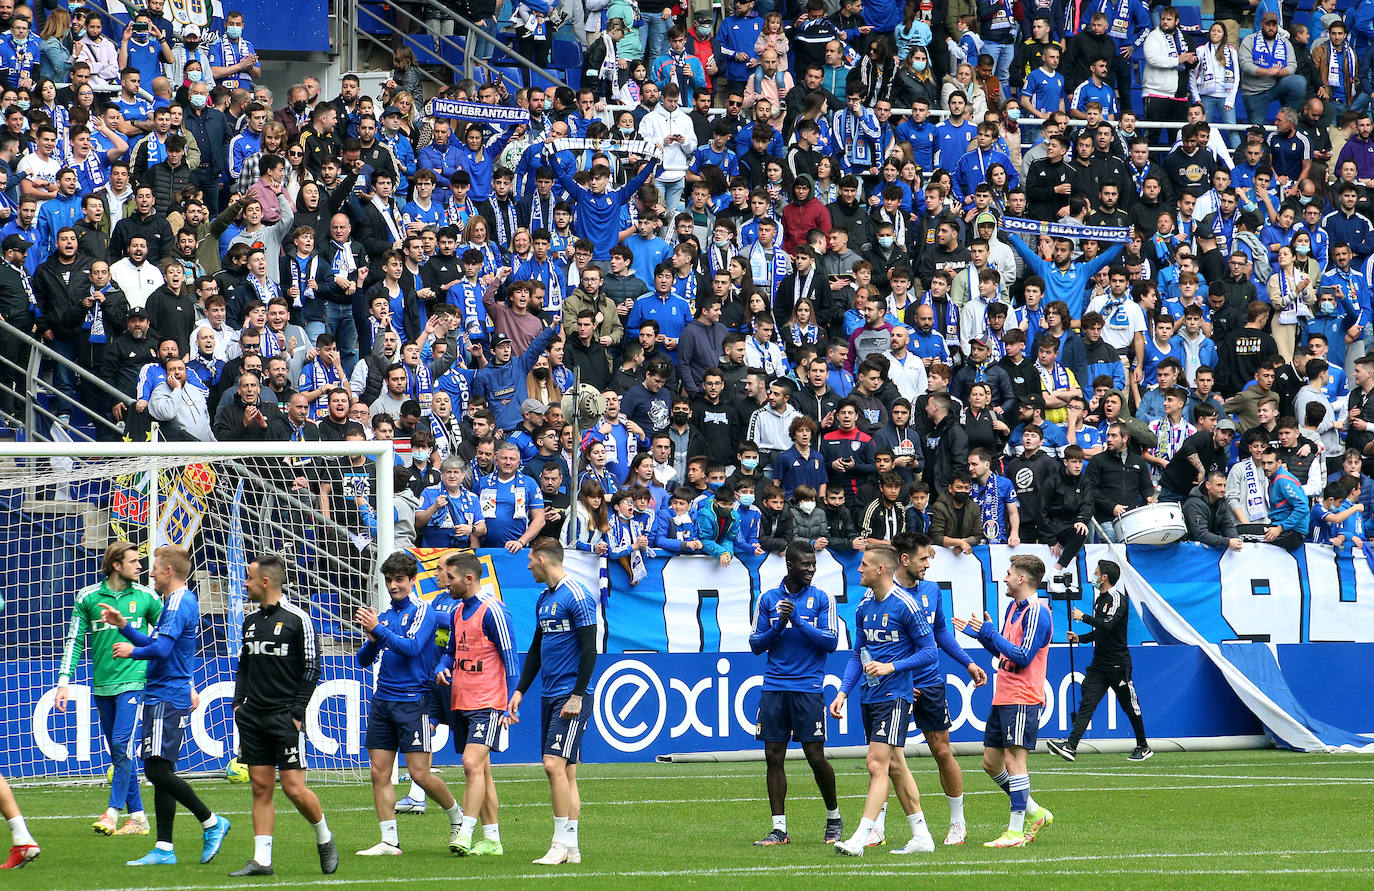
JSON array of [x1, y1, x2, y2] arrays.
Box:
[[7, 749, 1374, 888]]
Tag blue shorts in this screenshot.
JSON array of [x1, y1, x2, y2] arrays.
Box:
[[862, 699, 912, 747], [541, 694, 591, 763], [983, 703, 1041, 750], [138, 701, 189, 763], [365, 698, 433, 754], [452, 708, 508, 753], [911, 683, 952, 733], [755, 690, 826, 743], [427, 683, 455, 728]]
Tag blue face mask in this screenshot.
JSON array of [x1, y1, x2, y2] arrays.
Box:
[[189, 93, 207, 108], [1299, 195, 1314, 204], [738, 492, 755, 507], [187, 70, 202, 82], [226, 24, 243, 39], [741, 457, 758, 471], [15, 100, 27, 110], [1321, 300, 1337, 314], [912, 59, 927, 72], [708, 480, 722, 492]]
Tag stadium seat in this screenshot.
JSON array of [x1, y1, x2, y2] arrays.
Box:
[[561, 66, 581, 88], [401, 33, 444, 67], [359, 0, 394, 35], [1175, 4, 1203, 31], [550, 38, 582, 69], [491, 64, 526, 90]]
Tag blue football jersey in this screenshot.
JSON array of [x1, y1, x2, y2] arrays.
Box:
[[848, 587, 936, 704], [132, 586, 200, 709], [750, 583, 839, 692], [535, 576, 599, 697]]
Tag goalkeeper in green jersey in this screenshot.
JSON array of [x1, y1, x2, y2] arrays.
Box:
[[57, 541, 163, 837]]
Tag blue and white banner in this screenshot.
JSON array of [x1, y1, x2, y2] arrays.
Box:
[[426, 99, 530, 126], [13, 541, 1374, 772], [1001, 216, 1133, 244]]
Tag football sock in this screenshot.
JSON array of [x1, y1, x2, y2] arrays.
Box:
[[7, 816, 34, 847], [406, 782, 425, 802], [906, 811, 926, 836], [483, 823, 500, 842], [444, 801, 463, 826], [991, 769, 1011, 794], [851, 817, 875, 845], [876, 802, 887, 827], [772, 815, 787, 833], [565, 819, 579, 848], [104, 806, 119, 821], [254, 835, 273, 867], [380, 819, 399, 847], [826, 808, 841, 820], [155, 841, 174, 852], [201, 813, 219, 829], [1009, 774, 1030, 832], [460, 815, 478, 836], [947, 795, 964, 824], [130, 811, 147, 824], [311, 817, 332, 844], [1026, 794, 1039, 813], [553, 816, 568, 845]]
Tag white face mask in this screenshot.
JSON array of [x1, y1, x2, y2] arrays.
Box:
[[673, 512, 692, 525], [798, 501, 816, 514]]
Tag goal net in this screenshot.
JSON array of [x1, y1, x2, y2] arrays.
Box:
[[0, 440, 395, 784]]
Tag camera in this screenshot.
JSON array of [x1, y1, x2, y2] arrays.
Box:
[[1046, 571, 1078, 597]]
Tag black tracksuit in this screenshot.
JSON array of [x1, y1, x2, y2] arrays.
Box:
[[1068, 584, 1147, 749], [233, 596, 321, 768]]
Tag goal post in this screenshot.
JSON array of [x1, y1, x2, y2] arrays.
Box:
[[0, 440, 394, 783]]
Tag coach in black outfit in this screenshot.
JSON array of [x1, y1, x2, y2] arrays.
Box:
[[229, 553, 337, 877], [1047, 560, 1152, 763]]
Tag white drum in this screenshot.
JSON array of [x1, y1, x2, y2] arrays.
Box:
[[1113, 503, 1188, 545]]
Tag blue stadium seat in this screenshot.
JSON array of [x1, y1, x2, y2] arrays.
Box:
[[562, 66, 581, 88], [359, 0, 394, 35], [402, 33, 444, 67], [550, 38, 582, 69], [1175, 5, 1203, 32], [491, 65, 526, 90]]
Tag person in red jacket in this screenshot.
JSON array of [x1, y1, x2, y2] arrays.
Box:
[[781, 174, 832, 255]]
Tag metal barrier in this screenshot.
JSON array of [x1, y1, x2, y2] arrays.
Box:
[[0, 316, 134, 443]]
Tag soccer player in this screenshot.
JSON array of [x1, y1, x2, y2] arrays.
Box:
[[227, 555, 338, 877], [954, 554, 1055, 848], [434, 551, 519, 856], [891, 532, 989, 846], [99, 545, 232, 867], [1047, 560, 1152, 763], [828, 545, 938, 857], [0, 776, 38, 868], [57, 540, 160, 836], [354, 551, 465, 856], [508, 537, 599, 866], [749, 541, 842, 847]]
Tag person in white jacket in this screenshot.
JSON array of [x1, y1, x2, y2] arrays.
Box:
[[1141, 8, 1199, 144], [1190, 23, 1242, 149], [638, 83, 698, 215]]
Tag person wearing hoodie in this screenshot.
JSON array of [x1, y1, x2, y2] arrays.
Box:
[[677, 295, 729, 398], [640, 83, 699, 215], [825, 176, 875, 253], [780, 175, 830, 255], [1183, 470, 1244, 549], [144, 259, 198, 356], [474, 322, 562, 431]]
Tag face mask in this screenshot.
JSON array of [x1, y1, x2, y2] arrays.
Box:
[[708, 481, 722, 492], [1297, 243, 1311, 255], [673, 512, 692, 525], [714, 234, 729, 245], [189, 93, 207, 108], [14, 100, 26, 110], [74, 27, 85, 38], [952, 493, 968, 506], [1299, 195, 1313, 204], [1007, 106, 1021, 120], [187, 70, 202, 82], [671, 411, 690, 424], [878, 235, 894, 249], [739, 493, 755, 507], [620, 126, 635, 137], [292, 100, 307, 113], [741, 457, 758, 470], [532, 366, 550, 380], [695, 25, 711, 37], [912, 59, 927, 71], [226, 25, 243, 39], [1321, 300, 1337, 314], [798, 500, 816, 514]]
